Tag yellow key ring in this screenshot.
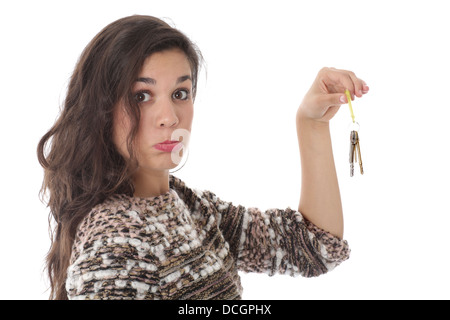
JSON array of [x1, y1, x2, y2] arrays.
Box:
[[345, 89, 355, 123]]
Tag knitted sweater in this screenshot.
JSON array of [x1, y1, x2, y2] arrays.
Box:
[[66, 175, 350, 300]]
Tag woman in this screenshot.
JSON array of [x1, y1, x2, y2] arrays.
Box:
[[37, 15, 368, 300]]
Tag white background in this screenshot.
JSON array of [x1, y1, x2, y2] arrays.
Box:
[[1, 0, 449, 299]]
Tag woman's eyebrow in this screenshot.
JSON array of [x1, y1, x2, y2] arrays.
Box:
[[136, 75, 191, 85]]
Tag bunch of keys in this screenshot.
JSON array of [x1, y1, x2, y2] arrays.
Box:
[[345, 90, 364, 177], [349, 129, 363, 176]]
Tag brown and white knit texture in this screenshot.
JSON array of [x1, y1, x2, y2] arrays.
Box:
[[66, 175, 350, 300]]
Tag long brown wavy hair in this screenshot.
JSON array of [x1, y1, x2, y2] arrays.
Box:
[[37, 15, 202, 300]]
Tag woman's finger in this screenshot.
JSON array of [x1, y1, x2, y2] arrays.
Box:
[[337, 71, 356, 98], [323, 68, 367, 99], [322, 68, 355, 97], [339, 70, 368, 98], [346, 71, 364, 98], [362, 80, 369, 94]]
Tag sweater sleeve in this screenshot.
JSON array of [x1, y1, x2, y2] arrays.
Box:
[[202, 190, 350, 277], [66, 206, 160, 300]]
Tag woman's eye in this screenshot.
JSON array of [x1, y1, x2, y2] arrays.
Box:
[[134, 92, 151, 103], [173, 89, 190, 100]]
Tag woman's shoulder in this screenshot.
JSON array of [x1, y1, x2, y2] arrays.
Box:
[[85, 193, 145, 229], [72, 194, 149, 255]]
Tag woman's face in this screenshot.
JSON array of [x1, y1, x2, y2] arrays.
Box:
[[113, 48, 194, 172]]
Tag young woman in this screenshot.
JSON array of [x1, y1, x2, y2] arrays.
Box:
[[37, 15, 368, 300]]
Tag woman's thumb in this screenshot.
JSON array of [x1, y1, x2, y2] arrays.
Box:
[[316, 92, 347, 110]]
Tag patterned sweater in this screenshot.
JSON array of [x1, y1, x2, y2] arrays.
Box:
[[66, 175, 350, 300]]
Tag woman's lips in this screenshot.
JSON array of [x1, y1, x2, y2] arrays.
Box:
[[154, 140, 183, 152]]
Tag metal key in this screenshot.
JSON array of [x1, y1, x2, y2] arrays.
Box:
[[349, 131, 357, 177], [355, 132, 364, 175], [349, 130, 364, 176]]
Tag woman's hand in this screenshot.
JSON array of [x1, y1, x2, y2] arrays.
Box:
[[296, 67, 369, 124], [295, 67, 368, 238]]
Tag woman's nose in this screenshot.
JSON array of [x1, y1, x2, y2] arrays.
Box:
[[156, 99, 179, 128], [160, 118, 178, 127]]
